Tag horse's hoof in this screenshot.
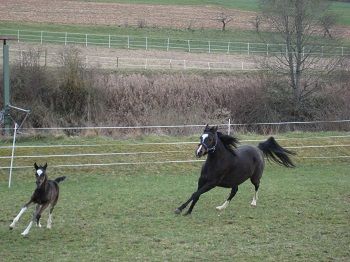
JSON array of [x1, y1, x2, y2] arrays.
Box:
[[174, 208, 182, 215], [9, 226, 14, 230], [183, 212, 191, 216]]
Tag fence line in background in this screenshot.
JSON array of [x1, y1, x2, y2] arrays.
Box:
[[1, 28, 349, 57], [1, 135, 350, 149], [1, 49, 258, 71]]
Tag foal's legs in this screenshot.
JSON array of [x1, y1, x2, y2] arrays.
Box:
[[9, 200, 33, 229], [47, 202, 57, 229], [216, 186, 238, 211], [21, 203, 49, 236]]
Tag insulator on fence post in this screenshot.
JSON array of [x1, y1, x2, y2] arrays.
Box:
[[228, 118, 231, 135]]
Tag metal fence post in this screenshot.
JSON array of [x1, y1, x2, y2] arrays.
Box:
[[145, 37, 148, 50], [227, 42, 230, 54], [17, 30, 20, 43], [167, 38, 170, 51], [208, 41, 211, 53], [188, 40, 190, 52], [85, 34, 88, 47]]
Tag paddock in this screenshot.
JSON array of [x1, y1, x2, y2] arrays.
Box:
[[0, 123, 349, 261]]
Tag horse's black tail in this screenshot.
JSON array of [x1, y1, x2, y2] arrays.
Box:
[[258, 137, 296, 168], [54, 176, 66, 183]]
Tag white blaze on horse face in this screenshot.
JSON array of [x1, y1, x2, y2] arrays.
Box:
[[201, 134, 209, 142], [36, 169, 43, 176], [196, 145, 203, 156]]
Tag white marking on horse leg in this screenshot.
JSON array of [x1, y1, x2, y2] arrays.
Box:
[[216, 200, 229, 211], [47, 213, 52, 229], [251, 191, 258, 207], [21, 221, 33, 236], [10, 207, 27, 228]]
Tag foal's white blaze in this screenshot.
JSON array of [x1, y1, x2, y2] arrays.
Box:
[[216, 200, 229, 211], [10, 206, 27, 228], [36, 169, 43, 176], [251, 191, 258, 207]]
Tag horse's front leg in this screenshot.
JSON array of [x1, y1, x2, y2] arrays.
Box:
[[9, 199, 33, 230], [21, 203, 49, 236], [175, 181, 216, 215]]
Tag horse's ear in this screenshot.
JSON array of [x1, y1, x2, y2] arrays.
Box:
[[43, 163, 48, 170], [210, 126, 218, 132], [34, 163, 38, 170], [204, 124, 209, 131]]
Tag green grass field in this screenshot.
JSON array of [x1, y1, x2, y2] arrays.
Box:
[[0, 133, 349, 261]]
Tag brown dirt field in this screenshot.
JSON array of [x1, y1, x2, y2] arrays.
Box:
[[0, 0, 256, 30], [1, 0, 350, 38]]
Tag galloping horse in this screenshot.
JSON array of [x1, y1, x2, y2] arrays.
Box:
[[175, 125, 295, 215], [9, 163, 66, 236]]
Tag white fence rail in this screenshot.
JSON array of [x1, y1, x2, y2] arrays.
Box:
[[0, 120, 349, 175], [1, 28, 349, 57], [0, 49, 258, 71]]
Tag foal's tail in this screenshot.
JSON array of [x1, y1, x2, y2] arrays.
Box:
[[258, 137, 295, 168], [54, 176, 66, 183]]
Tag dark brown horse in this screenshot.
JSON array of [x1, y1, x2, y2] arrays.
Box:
[[9, 163, 66, 236], [175, 125, 295, 215]]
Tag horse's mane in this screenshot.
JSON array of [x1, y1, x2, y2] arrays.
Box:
[[217, 132, 239, 155]]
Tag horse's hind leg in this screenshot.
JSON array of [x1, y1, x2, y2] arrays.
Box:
[[250, 179, 259, 207], [47, 203, 57, 229], [216, 186, 238, 211]]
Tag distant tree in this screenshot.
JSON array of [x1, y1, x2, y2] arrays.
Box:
[[216, 12, 233, 31], [257, 0, 343, 118]]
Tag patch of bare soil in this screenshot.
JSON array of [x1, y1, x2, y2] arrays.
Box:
[[0, 0, 261, 30]]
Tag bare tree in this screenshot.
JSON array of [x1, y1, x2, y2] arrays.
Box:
[[216, 12, 233, 31], [258, 0, 343, 117]]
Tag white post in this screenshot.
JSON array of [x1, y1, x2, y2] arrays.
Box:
[[228, 118, 231, 135], [241, 61, 244, 70], [208, 41, 211, 53], [40, 31, 43, 45], [145, 37, 148, 50], [127, 36, 130, 49], [86, 34, 88, 47], [17, 30, 20, 43], [9, 123, 18, 188], [145, 59, 147, 69], [188, 40, 190, 52], [167, 38, 170, 51], [341, 47, 344, 56], [266, 44, 269, 56], [321, 46, 324, 56], [208, 62, 210, 70], [247, 42, 250, 55], [65, 32, 67, 46], [227, 42, 230, 54]]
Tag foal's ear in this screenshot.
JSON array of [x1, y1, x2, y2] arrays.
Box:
[[43, 163, 48, 170], [204, 124, 209, 131], [34, 162, 38, 170], [211, 126, 218, 132]]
